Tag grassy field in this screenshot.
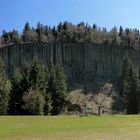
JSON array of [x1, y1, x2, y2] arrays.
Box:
[[0, 115, 140, 140]]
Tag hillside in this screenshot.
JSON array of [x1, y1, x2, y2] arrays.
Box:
[[0, 43, 139, 114]]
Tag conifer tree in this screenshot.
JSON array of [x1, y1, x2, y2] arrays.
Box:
[[50, 66, 67, 115], [44, 68, 52, 115], [19, 66, 30, 114], [28, 60, 46, 91], [0, 58, 11, 115], [23, 22, 31, 42], [120, 52, 138, 114], [137, 69, 140, 112], [126, 64, 138, 114], [8, 68, 22, 115], [44, 93, 52, 115], [120, 52, 130, 101]]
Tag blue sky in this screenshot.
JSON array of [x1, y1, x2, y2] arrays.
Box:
[[0, 0, 140, 33]]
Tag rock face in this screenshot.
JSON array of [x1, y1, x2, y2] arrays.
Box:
[[0, 43, 140, 82]]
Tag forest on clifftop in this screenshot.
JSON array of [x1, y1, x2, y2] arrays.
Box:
[[1, 21, 140, 49]]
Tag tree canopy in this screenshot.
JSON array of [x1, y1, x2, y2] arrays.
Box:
[[1, 21, 140, 49]]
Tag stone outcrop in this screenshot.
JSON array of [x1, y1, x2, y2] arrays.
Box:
[[0, 43, 140, 82]]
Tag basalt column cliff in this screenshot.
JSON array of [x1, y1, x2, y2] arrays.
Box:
[[0, 43, 140, 82]]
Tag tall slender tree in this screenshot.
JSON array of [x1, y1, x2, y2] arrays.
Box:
[[120, 52, 138, 114], [23, 22, 31, 42], [8, 68, 22, 115], [126, 63, 138, 114], [0, 58, 11, 115], [50, 66, 67, 115]]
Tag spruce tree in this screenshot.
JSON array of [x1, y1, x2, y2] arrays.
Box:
[[44, 67, 52, 115], [23, 22, 31, 42], [45, 65, 56, 115], [0, 58, 11, 115], [28, 60, 46, 91], [44, 93, 52, 115], [50, 66, 67, 115], [19, 66, 30, 114], [28, 61, 51, 115], [8, 68, 22, 115], [126, 64, 138, 114], [137, 69, 140, 111], [120, 52, 138, 114], [120, 52, 130, 106], [9, 66, 32, 115]]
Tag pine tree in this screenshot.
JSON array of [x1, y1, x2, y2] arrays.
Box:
[[44, 68, 52, 115], [36, 22, 42, 42], [44, 93, 52, 115], [126, 64, 138, 114], [120, 52, 138, 114], [0, 58, 11, 115], [28, 60, 47, 91], [119, 26, 123, 37], [137, 69, 140, 112], [28, 60, 39, 88], [45, 65, 56, 115], [50, 66, 67, 115], [120, 52, 130, 99], [19, 66, 30, 114], [8, 68, 22, 115], [23, 22, 31, 42], [45, 65, 67, 115]]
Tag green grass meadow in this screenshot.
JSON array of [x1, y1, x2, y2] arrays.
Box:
[[0, 115, 140, 140]]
